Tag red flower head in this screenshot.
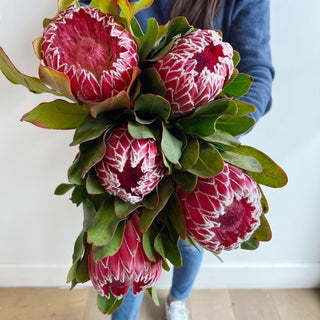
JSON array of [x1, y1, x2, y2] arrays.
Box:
[[95, 124, 165, 204], [41, 6, 138, 102], [88, 212, 162, 299], [177, 163, 262, 252], [154, 29, 233, 116]]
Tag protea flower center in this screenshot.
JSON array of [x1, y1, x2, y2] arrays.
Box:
[[154, 29, 234, 115], [41, 6, 138, 102], [95, 125, 165, 204], [177, 163, 262, 252], [88, 212, 162, 299]]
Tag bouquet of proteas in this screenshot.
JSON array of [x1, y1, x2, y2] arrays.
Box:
[[0, 0, 287, 314]]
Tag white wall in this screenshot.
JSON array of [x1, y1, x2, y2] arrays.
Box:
[[0, 0, 319, 289]]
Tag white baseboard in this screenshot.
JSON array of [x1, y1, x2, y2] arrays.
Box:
[[1, 263, 319, 289]]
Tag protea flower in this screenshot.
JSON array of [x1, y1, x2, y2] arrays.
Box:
[[177, 163, 262, 252], [41, 5, 138, 103], [95, 124, 165, 204], [154, 29, 233, 116], [88, 212, 162, 299]]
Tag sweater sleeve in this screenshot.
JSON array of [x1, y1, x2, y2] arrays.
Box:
[[225, 0, 274, 123]]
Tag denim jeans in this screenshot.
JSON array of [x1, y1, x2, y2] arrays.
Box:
[[112, 239, 204, 320]]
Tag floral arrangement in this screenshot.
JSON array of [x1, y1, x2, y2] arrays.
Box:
[[0, 0, 287, 314]]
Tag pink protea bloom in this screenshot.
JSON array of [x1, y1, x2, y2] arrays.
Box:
[[154, 29, 234, 116], [41, 6, 138, 102], [95, 125, 165, 204], [177, 163, 262, 252], [88, 212, 162, 299]]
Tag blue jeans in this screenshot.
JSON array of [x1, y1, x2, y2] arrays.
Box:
[[112, 239, 204, 320]]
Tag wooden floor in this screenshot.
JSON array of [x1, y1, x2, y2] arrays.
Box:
[[0, 287, 319, 320]]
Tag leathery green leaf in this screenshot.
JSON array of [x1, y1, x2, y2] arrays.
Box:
[[140, 177, 175, 233], [165, 193, 186, 239], [128, 121, 159, 140], [87, 196, 123, 246], [148, 286, 160, 307], [97, 294, 124, 315], [140, 67, 166, 96], [93, 220, 125, 262], [90, 0, 118, 16], [187, 142, 224, 178], [130, 0, 154, 15], [134, 94, 171, 122], [161, 125, 183, 164], [0, 47, 59, 95], [234, 100, 256, 116], [154, 227, 182, 268], [179, 137, 199, 170], [220, 73, 253, 98], [68, 155, 83, 185], [39, 63, 75, 101], [114, 197, 141, 219], [233, 50, 240, 67], [172, 171, 197, 194], [231, 146, 288, 188], [215, 115, 255, 136], [71, 113, 115, 146], [252, 214, 272, 242], [79, 135, 106, 178], [220, 150, 263, 173], [54, 183, 74, 195], [86, 170, 106, 195], [143, 222, 161, 262], [58, 0, 79, 12], [241, 238, 260, 250], [203, 129, 241, 149], [139, 18, 159, 61], [258, 185, 269, 214], [21, 100, 88, 129]]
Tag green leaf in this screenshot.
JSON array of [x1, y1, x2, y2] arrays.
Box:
[[114, 197, 141, 219], [86, 171, 106, 195], [87, 197, 123, 246], [179, 137, 199, 170], [220, 73, 253, 98], [67, 231, 85, 282], [89, 91, 130, 118], [93, 220, 125, 262], [154, 17, 191, 52], [118, 0, 133, 28], [203, 129, 241, 150], [165, 193, 186, 239], [172, 171, 197, 194], [128, 121, 159, 140], [21, 99, 88, 129], [235, 100, 256, 116], [177, 99, 230, 136], [258, 185, 269, 214], [134, 94, 171, 122], [139, 18, 159, 61], [68, 155, 83, 185], [230, 146, 288, 188], [252, 214, 272, 242], [39, 63, 75, 100], [76, 252, 90, 283], [58, 0, 79, 12], [90, 0, 118, 16], [187, 142, 224, 178], [233, 50, 240, 68], [131, 16, 144, 38], [79, 135, 106, 178], [148, 286, 160, 307], [130, 0, 154, 15], [161, 125, 183, 164], [143, 222, 161, 262], [220, 150, 263, 172], [71, 184, 87, 206], [71, 113, 115, 146], [154, 227, 182, 267], [32, 37, 42, 60], [215, 115, 255, 136], [97, 294, 124, 315], [241, 238, 260, 250], [140, 177, 175, 233], [54, 183, 74, 195], [0, 47, 59, 95]]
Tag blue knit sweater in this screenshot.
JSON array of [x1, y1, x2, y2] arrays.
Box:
[[79, 0, 274, 123]]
